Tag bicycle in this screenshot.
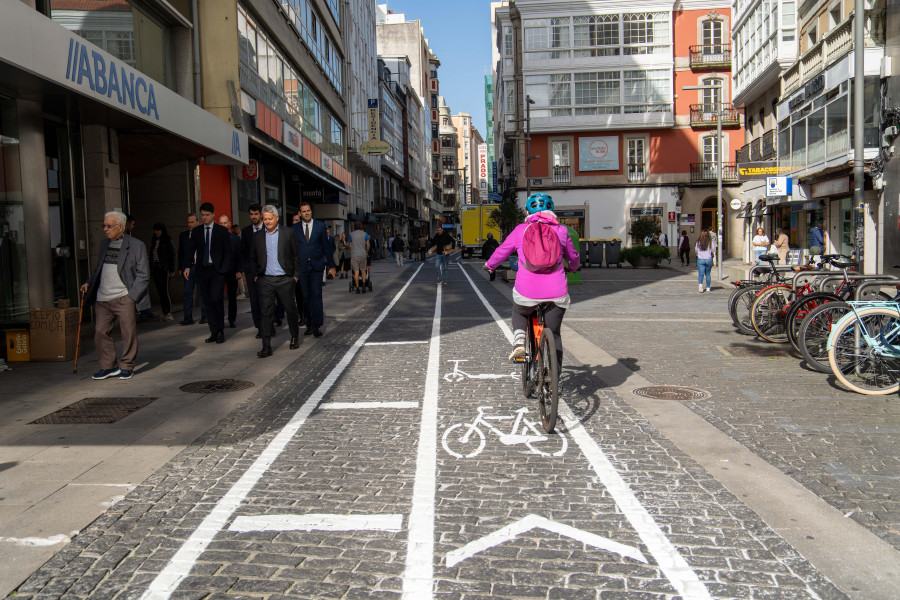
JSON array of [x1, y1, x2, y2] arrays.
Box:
[[513, 302, 560, 433], [827, 299, 900, 395], [441, 405, 568, 458]]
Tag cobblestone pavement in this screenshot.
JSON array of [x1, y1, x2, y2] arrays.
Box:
[[9, 259, 871, 599], [562, 263, 900, 552]]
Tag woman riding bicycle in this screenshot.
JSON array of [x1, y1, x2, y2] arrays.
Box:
[[485, 193, 579, 366]]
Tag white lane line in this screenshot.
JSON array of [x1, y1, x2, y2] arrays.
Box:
[[229, 514, 403, 533], [364, 341, 429, 346], [444, 514, 646, 567], [401, 283, 441, 599], [318, 401, 419, 410], [460, 262, 712, 600], [139, 263, 426, 600]]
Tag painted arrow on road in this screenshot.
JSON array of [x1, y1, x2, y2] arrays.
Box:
[[445, 514, 647, 567]]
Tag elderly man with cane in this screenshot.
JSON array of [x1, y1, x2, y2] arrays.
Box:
[[80, 211, 151, 380]]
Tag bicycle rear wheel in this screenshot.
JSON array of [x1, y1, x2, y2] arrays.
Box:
[[730, 284, 765, 335], [536, 329, 559, 433], [828, 307, 900, 395], [797, 301, 851, 373], [750, 284, 793, 342], [522, 321, 536, 399], [785, 292, 839, 351]]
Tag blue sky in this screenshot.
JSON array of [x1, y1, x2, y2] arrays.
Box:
[[381, 0, 494, 136]]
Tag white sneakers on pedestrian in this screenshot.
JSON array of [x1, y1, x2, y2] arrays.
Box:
[[706, 287, 711, 293], [699, 284, 704, 293]]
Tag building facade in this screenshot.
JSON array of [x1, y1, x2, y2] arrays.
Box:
[[493, 0, 744, 253], [451, 113, 484, 205], [0, 0, 246, 329]]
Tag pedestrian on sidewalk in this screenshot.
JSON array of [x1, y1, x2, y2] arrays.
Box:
[[773, 227, 790, 264], [696, 229, 716, 293], [249, 205, 302, 357], [337, 232, 351, 279], [184, 202, 233, 344], [218, 214, 241, 328], [324, 228, 336, 284], [292, 201, 336, 337], [482, 232, 500, 280], [418, 233, 428, 261], [752, 227, 770, 263], [349, 222, 369, 293], [81, 211, 150, 380], [657, 229, 670, 265], [149, 223, 176, 322], [809, 221, 825, 258], [678, 230, 690, 266], [392, 235, 404, 267], [240, 203, 265, 335], [177, 213, 206, 325], [387, 234, 395, 260]]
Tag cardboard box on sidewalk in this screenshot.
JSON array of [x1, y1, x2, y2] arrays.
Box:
[[29, 307, 79, 361]]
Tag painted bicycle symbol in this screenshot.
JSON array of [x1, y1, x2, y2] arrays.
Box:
[[441, 406, 568, 458], [443, 359, 520, 383]]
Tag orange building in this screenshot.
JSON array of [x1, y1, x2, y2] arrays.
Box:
[[493, 1, 744, 258]]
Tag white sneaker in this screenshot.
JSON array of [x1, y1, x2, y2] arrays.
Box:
[[162, 313, 174, 321], [508, 345, 526, 361], [699, 284, 704, 293], [705, 288, 711, 293]]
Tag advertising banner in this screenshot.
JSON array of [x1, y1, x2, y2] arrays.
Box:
[[578, 136, 619, 171], [478, 144, 488, 196]]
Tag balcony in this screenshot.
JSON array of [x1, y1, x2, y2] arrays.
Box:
[[689, 44, 732, 71], [406, 206, 421, 220], [689, 103, 741, 129], [374, 197, 405, 213], [626, 163, 646, 182], [552, 165, 570, 184], [690, 162, 739, 183], [736, 130, 777, 163]]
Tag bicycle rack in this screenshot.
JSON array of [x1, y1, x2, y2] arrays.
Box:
[[853, 278, 900, 300], [791, 269, 839, 293], [816, 274, 898, 294]]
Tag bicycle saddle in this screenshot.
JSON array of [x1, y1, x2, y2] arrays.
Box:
[[759, 253, 779, 262], [754, 266, 774, 274], [832, 260, 858, 270]]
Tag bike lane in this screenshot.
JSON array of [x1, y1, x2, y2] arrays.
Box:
[[11, 259, 847, 600]]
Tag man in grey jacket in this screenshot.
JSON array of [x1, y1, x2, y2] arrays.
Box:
[[80, 211, 151, 380]]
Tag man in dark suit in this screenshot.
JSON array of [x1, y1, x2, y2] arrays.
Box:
[[218, 214, 241, 328], [184, 202, 233, 343], [292, 201, 336, 337], [240, 203, 265, 335], [177, 213, 206, 325], [249, 205, 302, 357]]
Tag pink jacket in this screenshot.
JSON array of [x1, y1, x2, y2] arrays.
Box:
[[485, 212, 579, 300]]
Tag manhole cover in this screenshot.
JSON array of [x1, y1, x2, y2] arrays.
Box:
[[31, 397, 158, 424], [180, 379, 254, 394], [633, 386, 709, 401]]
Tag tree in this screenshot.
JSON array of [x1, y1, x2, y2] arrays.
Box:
[[629, 218, 658, 245], [488, 199, 526, 238]]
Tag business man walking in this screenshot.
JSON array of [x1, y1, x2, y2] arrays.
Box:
[[184, 202, 233, 344], [240, 203, 265, 335], [249, 205, 302, 357], [292, 201, 336, 337]]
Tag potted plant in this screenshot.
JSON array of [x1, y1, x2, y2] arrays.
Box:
[[629, 217, 658, 246], [621, 244, 670, 268]]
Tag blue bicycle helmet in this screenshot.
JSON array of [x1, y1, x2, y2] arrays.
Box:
[[526, 192, 554, 214]]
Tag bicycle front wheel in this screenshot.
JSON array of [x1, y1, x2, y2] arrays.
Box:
[[536, 329, 559, 433], [798, 301, 851, 373], [828, 307, 900, 395], [730, 284, 765, 335]]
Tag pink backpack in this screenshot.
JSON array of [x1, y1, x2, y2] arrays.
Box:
[[521, 221, 561, 274]]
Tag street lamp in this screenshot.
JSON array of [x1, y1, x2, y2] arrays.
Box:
[[684, 82, 724, 281]]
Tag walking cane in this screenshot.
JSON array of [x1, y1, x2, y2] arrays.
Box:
[[73, 287, 86, 374]]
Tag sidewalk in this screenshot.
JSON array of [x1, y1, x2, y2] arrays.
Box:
[[0, 259, 415, 597]]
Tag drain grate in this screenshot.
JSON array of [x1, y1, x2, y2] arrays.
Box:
[[633, 386, 709, 401], [31, 397, 158, 424], [179, 379, 254, 394]]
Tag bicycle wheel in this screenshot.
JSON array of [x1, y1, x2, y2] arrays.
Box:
[[522, 321, 536, 399], [784, 292, 840, 351], [731, 284, 765, 335], [750, 284, 793, 342], [798, 301, 851, 373], [828, 307, 900, 395], [536, 329, 559, 433]]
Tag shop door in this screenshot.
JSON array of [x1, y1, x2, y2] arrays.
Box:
[[700, 197, 724, 251], [839, 198, 853, 256]]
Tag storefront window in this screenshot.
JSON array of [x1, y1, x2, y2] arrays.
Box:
[[791, 119, 806, 166], [0, 97, 29, 324], [826, 95, 848, 156], [807, 107, 825, 163], [52, 0, 174, 89]]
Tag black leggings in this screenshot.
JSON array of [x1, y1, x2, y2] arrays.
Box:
[[151, 267, 171, 314], [512, 302, 565, 367], [679, 248, 690, 265]]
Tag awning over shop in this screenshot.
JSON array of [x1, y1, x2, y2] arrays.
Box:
[[0, 1, 248, 173]]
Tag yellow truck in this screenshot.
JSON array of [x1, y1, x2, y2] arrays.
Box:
[[460, 204, 501, 259]]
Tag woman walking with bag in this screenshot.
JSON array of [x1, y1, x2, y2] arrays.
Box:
[[337, 232, 351, 278]]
